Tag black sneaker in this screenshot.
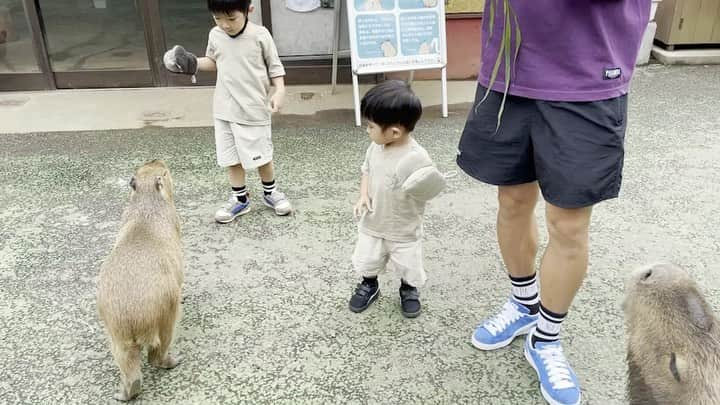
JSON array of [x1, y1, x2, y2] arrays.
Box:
[[349, 279, 380, 313], [399, 282, 421, 318]]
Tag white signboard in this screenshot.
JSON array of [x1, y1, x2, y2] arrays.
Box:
[[345, 0, 448, 125]]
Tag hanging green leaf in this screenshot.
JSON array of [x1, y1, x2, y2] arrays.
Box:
[[510, 1, 521, 78], [475, 0, 521, 131], [478, 16, 506, 106], [496, 0, 512, 131]]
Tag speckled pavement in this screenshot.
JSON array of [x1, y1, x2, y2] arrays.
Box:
[[1, 65, 719, 405]]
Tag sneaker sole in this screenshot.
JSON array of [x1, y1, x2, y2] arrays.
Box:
[[349, 289, 380, 313], [471, 321, 536, 351], [523, 341, 582, 405], [262, 199, 292, 216], [215, 206, 251, 224]]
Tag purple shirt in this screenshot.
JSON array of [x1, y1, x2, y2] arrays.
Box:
[[479, 0, 651, 101]]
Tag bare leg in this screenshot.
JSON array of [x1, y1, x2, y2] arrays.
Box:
[[110, 340, 142, 401], [497, 183, 540, 278], [227, 164, 246, 188], [538, 202, 592, 313], [257, 161, 275, 183]]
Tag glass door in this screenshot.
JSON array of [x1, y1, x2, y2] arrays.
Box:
[[37, 0, 155, 88], [0, 0, 51, 90], [156, 0, 265, 86]]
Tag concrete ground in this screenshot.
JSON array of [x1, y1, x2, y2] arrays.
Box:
[[1, 64, 719, 405], [0, 80, 477, 134]]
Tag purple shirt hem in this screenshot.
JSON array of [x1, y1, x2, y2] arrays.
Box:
[[478, 76, 630, 102]]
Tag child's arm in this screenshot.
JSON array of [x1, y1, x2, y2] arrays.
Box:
[[260, 29, 287, 112], [196, 57, 217, 72], [353, 174, 372, 219], [270, 76, 285, 112]]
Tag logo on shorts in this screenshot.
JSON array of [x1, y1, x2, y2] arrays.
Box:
[[603, 67, 622, 80], [252, 155, 262, 161]]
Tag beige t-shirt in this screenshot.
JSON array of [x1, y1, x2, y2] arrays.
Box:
[[359, 138, 432, 243], [206, 24, 285, 126]]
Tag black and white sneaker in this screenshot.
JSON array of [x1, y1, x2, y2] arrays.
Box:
[[399, 282, 421, 318], [349, 279, 379, 313]]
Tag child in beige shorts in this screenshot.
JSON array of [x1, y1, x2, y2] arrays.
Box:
[[163, 0, 292, 223], [349, 80, 446, 318]]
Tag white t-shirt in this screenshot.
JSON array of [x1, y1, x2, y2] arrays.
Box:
[[206, 23, 285, 126], [359, 138, 433, 243]]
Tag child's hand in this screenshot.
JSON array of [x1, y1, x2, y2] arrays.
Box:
[[163, 45, 198, 75], [353, 195, 373, 219], [270, 88, 286, 113]]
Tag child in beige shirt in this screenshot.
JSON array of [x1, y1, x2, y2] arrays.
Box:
[[349, 80, 446, 318], [164, 0, 292, 223]]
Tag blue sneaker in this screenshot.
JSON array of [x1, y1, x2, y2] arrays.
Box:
[[524, 332, 582, 405], [214, 196, 251, 223], [471, 298, 538, 350]]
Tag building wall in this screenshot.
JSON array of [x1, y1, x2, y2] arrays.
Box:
[[271, 1, 350, 57]]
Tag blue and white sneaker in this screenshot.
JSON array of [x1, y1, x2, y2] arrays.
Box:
[[262, 190, 292, 216], [471, 298, 538, 350], [524, 331, 581, 405], [214, 196, 251, 224]]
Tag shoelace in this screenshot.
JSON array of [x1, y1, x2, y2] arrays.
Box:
[[266, 191, 285, 203], [537, 344, 576, 390], [483, 301, 522, 336]]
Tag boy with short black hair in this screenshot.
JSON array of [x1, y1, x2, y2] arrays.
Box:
[[164, 0, 292, 223], [349, 80, 446, 318]]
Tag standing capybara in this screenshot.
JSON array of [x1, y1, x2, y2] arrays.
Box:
[[623, 262, 720, 405], [97, 160, 184, 401]]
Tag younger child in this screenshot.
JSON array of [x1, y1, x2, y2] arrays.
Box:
[[163, 0, 292, 223], [349, 80, 446, 318]]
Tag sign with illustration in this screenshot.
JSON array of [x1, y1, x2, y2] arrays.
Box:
[[344, 0, 448, 126], [347, 0, 447, 74]]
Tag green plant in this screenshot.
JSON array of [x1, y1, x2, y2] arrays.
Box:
[[476, 0, 521, 130]]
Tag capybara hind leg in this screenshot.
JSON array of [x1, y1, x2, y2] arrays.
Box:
[[149, 312, 182, 369], [111, 341, 143, 401]]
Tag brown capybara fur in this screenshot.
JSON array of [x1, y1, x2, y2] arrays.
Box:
[[97, 160, 184, 401], [623, 263, 720, 405]]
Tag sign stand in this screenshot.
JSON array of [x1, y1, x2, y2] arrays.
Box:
[[331, 0, 343, 94], [343, 0, 448, 126]]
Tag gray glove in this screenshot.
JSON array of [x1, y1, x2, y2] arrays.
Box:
[[163, 45, 198, 75], [396, 150, 446, 202]]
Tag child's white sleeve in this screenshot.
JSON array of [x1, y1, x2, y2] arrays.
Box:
[[361, 144, 372, 175], [205, 31, 217, 60], [260, 29, 286, 78]]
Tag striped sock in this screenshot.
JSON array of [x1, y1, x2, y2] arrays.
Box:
[[510, 273, 539, 314], [531, 303, 566, 347], [231, 186, 248, 203], [262, 179, 276, 196]]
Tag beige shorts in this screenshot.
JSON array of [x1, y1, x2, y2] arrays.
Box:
[[351, 231, 426, 287], [214, 119, 273, 169]]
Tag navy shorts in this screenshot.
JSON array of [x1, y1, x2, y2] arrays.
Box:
[[456, 84, 628, 208]]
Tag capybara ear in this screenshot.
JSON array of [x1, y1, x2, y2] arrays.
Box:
[[669, 352, 687, 383], [685, 293, 713, 332], [155, 176, 163, 191], [130, 176, 137, 190]]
